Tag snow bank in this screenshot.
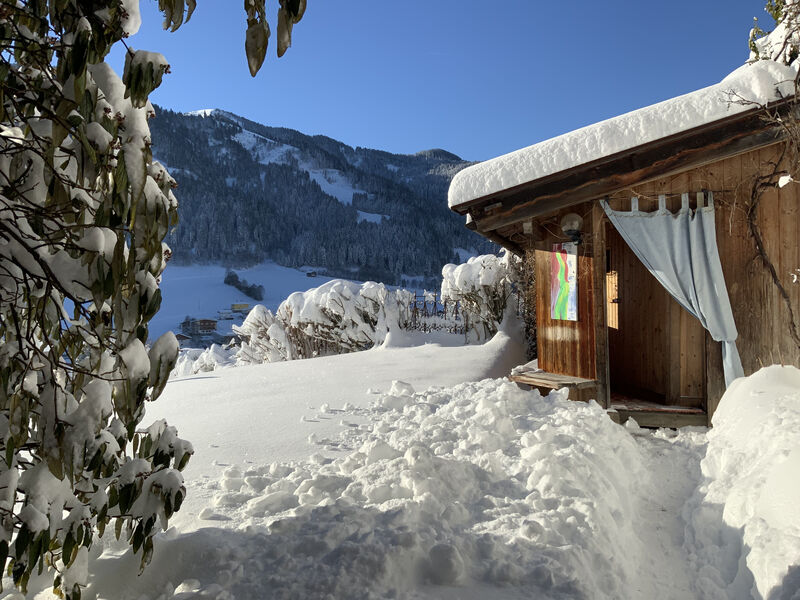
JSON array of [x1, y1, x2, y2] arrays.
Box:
[[685, 365, 800, 599], [449, 60, 797, 207]]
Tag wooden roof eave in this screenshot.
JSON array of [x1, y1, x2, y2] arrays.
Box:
[[455, 97, 795, 238]]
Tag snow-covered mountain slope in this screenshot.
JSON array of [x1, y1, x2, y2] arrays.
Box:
[[149, 107, 492, 287]]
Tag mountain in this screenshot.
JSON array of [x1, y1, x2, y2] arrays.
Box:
[[149, 107, 495, 288]]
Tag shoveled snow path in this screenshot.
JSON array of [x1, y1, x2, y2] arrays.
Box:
[[627, 426, 706, 599]]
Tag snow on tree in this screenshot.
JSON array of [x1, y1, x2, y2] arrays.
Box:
[[749, 0, 800, 66], [441, 253, 519, 342], [0, 0, 307, 596], [0, 2, 197, 596]]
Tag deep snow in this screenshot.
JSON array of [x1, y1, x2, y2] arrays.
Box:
[[6, 335, 800, 599]]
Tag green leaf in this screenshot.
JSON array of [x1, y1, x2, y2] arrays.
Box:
[[61, 531, 74, 566], [14, 526, 31, 560], [131, 522, 143, 554]]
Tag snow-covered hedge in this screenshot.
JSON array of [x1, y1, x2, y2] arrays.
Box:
[[235, 280, 415, 363], [441, 252, 519, 342], [172, 344, 238, 377], [169, 253, 521, 374], [685, 365, 800, 599]]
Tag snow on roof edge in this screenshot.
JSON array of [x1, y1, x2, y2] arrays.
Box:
[[448, 60, 798, 209]]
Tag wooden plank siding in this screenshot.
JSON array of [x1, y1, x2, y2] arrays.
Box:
[[498, 138, 800, 424], [603, 142, 800, 420]]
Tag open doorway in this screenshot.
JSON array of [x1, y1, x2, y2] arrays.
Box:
[[605, 224, 706, 410]]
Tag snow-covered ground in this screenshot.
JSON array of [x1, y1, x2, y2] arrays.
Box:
[[150, 262, 334, 341], [10, 331, 800, 599]]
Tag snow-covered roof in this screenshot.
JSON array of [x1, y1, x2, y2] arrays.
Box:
[[448, 60, 797, 209]]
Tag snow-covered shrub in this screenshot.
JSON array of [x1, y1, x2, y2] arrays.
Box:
[[0, 2, 201, 596], [441, 253, 519, 342], [275, 279, 396, 357], [236, 280, 413, 363], [749, 0, 800, 64], [233, 305, 290, 364], [172, 345, 238, 377]]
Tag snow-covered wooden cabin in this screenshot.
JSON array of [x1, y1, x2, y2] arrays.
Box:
[[448, 60, 800, 427]]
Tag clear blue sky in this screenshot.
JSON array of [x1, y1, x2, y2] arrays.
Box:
[[110, 1, 771, 161]]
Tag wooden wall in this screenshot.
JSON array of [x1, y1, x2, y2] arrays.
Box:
[[607, 142, 800, 418], [532, 202, 599, 381]]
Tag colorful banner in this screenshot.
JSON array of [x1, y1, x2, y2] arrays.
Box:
[[550, 242, 578, 321]]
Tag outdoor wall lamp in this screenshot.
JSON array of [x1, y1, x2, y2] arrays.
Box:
[[560, 212, 584, 244]]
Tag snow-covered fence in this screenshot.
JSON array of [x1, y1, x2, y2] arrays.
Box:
[[407, 291, 466, 335]]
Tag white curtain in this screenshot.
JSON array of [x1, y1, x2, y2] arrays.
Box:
[[601, 193, 744, 388]]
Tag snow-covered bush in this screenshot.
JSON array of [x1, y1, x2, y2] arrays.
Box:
[[234, 254, 521, 365], [236, 280, 414, 363], [749, 0, 800, 64], [441, 253, 519, 342], [172, 344, 239, 377]]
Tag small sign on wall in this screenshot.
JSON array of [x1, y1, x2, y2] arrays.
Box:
[[550, 242, 578, 321]]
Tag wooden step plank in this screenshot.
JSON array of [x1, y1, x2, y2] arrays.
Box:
[[608, 408, 708, 429], [609, 401, 704, 415], [510, 370, 597, 389]]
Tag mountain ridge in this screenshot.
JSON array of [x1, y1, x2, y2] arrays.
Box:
[[150, 106, 495, 287]]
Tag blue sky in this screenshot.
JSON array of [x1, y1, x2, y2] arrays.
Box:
[[111, 1, 771, 161]]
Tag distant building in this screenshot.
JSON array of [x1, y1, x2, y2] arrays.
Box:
[[180, 317, 218, 335], [306, 271, 317, 278], [195, 319, 217, 334], [231, 303, 250, 313]]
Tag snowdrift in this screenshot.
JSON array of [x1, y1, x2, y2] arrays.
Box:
[[685, 365, 800, 599]]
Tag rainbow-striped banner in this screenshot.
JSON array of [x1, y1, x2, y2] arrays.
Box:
[[550, 242, 578, 321]]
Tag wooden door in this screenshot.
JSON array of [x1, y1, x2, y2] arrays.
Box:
[[606, 225, 706, 407]]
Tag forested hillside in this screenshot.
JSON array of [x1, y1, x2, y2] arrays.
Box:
[[150, 108, 495, 286]]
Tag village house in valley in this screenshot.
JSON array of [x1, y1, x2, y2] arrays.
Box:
[[449, 60, 800, 427]]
